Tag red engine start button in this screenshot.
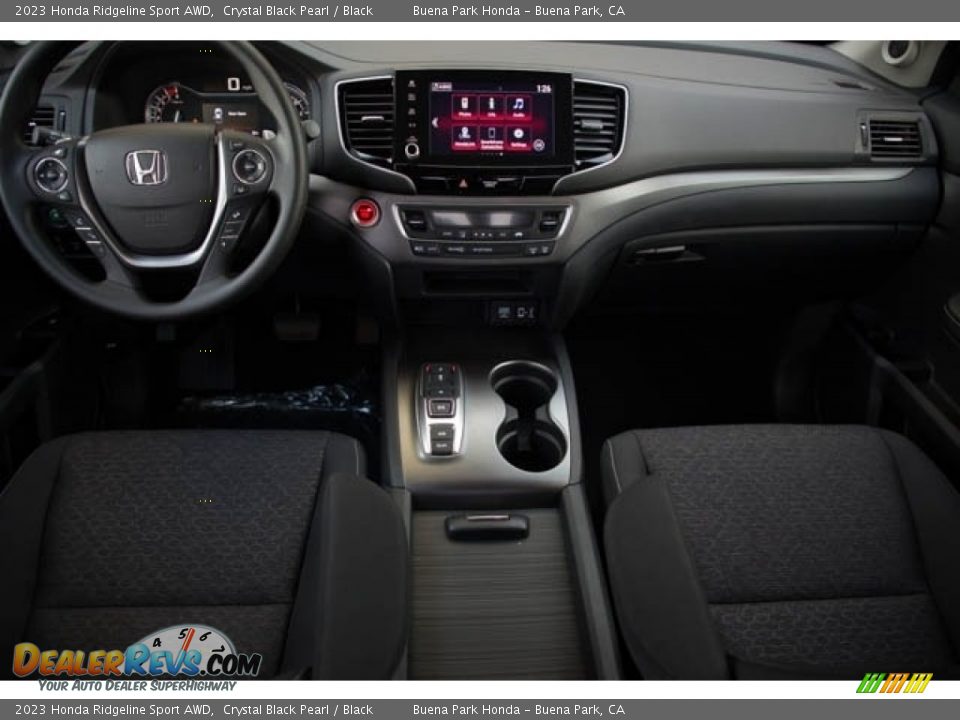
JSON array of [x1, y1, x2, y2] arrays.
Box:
[[350, 199, 381, 228]]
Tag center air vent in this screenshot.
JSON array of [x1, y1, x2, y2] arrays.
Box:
[[868, 119, 923, 159], [573, 80, 626, 170], [24, 104, 56, 144], [339, 77, 395, 168]]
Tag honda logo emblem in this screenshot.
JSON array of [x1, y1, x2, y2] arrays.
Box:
[[124, 150, 168, 186]]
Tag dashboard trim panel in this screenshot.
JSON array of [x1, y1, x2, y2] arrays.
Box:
[[310, 165, 918, 270]]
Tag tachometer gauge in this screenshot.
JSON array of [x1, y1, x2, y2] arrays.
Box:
[[144, 82, 186, 123], [284, 82, 311, 121]]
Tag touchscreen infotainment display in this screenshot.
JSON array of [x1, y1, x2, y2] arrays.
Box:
[[427, 78, 556, 158], [394, 70, 573, 170]]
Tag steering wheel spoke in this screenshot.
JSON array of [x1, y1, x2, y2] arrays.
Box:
[[94, 237, 139, 289], [23, 136, 136, 290]]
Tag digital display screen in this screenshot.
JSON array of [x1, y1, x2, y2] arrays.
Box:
[[428, 79, 555, 158], [201, 102, 259, 132]]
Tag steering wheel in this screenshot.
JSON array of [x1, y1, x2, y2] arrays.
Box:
[[0, 41, 308, 320]]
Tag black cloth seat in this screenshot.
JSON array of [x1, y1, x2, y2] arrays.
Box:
[[602, 424, 960, 679], [0, 430, 407, 680]]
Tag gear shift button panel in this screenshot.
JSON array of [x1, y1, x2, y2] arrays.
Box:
[[418, 363, 464, 457]]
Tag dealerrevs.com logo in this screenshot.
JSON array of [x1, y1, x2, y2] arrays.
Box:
[[13, 625, 262, 679]]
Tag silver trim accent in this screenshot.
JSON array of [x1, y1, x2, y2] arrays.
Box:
[[416, 364, 465, 458], [76, 134, 230, 270], [334, 75, 416, 189], [554, 77, 629, 191], [33, 157, 69, 194]]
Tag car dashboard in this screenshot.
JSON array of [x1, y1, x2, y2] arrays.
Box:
[[25, 39, 941, 327]]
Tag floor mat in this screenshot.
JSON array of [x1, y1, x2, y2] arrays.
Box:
[[174, 372, 381, 478]]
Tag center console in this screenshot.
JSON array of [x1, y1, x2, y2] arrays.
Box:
[[383, 328, 620, 680], [330, 71, 624, 678]]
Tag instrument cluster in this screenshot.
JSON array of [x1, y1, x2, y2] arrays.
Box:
[[143, 75, 311, 134]]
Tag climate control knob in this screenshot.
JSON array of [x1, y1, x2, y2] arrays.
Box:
[[231, 148, 268, 185]]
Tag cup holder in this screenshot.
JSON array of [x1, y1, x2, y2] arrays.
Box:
[[491, 361, 567, 472]]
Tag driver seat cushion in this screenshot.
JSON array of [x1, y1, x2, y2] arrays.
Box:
[[602, 424, 960, 679], [0, 430, 405, 679]]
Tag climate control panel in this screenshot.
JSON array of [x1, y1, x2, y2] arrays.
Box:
[[398, 205, 568, 259]]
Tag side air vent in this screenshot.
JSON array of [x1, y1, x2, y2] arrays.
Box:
[[868, 119, 923, 158], [573, 80, 626, 170], [339, 77, 395, 168], [24, 104, 56, 144]]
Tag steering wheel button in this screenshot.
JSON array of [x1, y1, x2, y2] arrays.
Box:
[[232, 148, 268, 185], [227, 206, 250, 222], [219, 235, 240, 251], [64, 211, 89, 228], [84, 240, 106, 258], [75, 228, 100, 243], [34, 157, 69, 194]]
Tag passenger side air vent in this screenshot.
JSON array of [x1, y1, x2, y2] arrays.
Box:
[[24, 104, 56, 144], [573, 80, 626, 170], [339, 77, 395, 168], [868, 119, 923, 159]]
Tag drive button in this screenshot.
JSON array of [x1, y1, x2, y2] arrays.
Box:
[[430, 439, 454, 456]]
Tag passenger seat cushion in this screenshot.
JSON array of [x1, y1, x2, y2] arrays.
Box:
[[603, 425, 960, 677], [1, 430, 366, 678]]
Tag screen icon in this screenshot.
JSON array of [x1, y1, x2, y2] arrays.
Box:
[[452, 95, 476, 119], [480, 126, 505, 150], [507, 126, 531, 151], [452, 125, 479, 150], [506, 95, 532, 120], [478, 94, 503, 118]]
